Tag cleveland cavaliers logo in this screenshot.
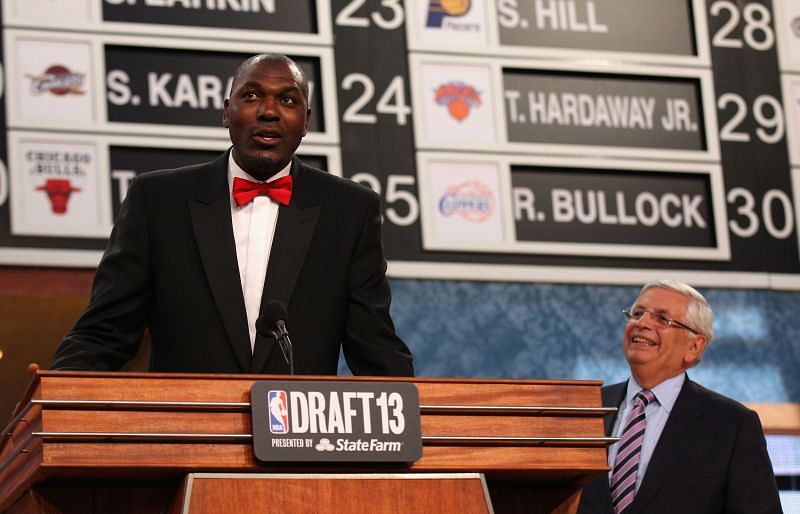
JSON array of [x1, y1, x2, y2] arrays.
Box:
[[28, 65, 86, 96], [434, 81, 481, 122]]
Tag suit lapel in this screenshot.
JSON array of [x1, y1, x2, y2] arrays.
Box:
[[629, 376, 703, 514], [589, 381, 628, 513], [189, 152, 251, 373], [602, 381, 627, 436], [250, 158, 322, 373]]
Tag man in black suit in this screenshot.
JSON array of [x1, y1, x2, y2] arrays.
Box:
[[578, 279, 782, 514], [50, 53, 413, 377]]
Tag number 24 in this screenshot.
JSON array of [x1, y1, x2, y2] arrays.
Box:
[[342, 74, 411, 126]]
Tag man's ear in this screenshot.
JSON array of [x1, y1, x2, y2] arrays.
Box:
[[222, 98, 230, 128], [686, 334, 708, 366]]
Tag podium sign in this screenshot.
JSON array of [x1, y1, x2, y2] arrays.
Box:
[[251, 380, 422, 462]]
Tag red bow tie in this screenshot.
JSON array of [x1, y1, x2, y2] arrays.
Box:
[[232, 176, 293, 207]]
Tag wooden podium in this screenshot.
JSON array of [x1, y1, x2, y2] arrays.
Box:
[[0, 372, 615, 514]]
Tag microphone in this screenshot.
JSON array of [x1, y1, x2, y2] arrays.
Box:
[[256, 300, 294, 375]]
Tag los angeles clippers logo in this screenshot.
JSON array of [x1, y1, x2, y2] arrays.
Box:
[[438, 181, 495, 222], [426, 0, 471, 28], [268, 390, 289, 434], [434, 82, 481, 122]]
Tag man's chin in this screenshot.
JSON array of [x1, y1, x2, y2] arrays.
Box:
[[625, 347, 656, 364], [238, 154, 289, 180]]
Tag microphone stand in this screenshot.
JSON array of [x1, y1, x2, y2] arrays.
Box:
[[280, 334, 294, 375], [272, 321, 294, 375]]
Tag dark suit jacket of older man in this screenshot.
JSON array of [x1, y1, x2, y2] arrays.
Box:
[[51, 151, 413, 376], [578, 376, 782, 514]]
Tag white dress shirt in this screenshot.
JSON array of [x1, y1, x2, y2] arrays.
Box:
[[228, 153, 291, 351], [607, 372, 685, 492]]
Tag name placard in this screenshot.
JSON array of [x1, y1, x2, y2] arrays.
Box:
[[250, 381, 422, 463]]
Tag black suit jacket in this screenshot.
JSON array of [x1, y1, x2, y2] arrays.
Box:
[[51, 151, 413, 376], [578, 376, 782, 514]]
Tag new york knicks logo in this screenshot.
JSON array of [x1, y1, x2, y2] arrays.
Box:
[[268, 390, 289, 434], [427, 0, 471, 28], [434, 81, 481, 122], [438, 181, 495, 222]]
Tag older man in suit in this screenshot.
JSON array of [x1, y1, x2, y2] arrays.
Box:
[[578, 279, 782, 514], [50, 53, 413, 377]]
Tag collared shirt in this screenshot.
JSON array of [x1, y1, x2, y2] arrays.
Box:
[[607, 372, 685, 492], [228, 153, 291, 351]]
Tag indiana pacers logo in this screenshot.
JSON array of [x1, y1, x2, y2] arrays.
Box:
[[426, 0, 471, 28], [434, 81, 481, 122]]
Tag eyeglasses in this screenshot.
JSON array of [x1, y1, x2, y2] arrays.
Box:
[[622, 308, 699, 335]]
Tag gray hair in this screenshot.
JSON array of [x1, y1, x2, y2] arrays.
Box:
[[636, 279, 714, 341]]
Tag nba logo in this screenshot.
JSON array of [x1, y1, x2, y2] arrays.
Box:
[[268, 390, 289, 434]]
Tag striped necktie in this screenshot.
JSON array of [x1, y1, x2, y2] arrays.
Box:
[[610, 389, 656, 514]]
